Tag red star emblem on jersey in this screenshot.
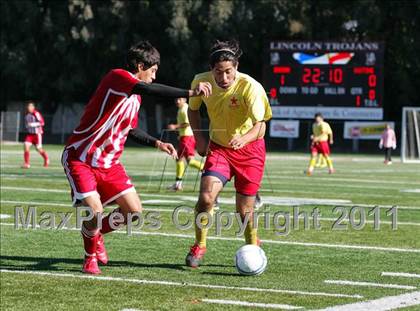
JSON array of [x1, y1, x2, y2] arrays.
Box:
[[230, 96, 239, 108]]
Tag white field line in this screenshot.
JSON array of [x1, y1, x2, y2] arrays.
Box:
[[264, 175, 419, 186], [400, 189, 420, 193], [381, 272, 420, 279], [324, 280, 417, 290], [315, 290, 420, 311], [1, 222, 420, 254], [2, 181, 418, 200], [0, 200, 175, 212], [1, 199, 420, 226], [201, 299, 302, 309], [0, 181, 409, 199], [0, 269, 362, 299], [0, 186, 420, 210], [261, 180, 408, 191]]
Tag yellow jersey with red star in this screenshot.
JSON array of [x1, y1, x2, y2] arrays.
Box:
[[313, 121, 332, 142], [189, 71, 272, 147], [177, 103, 194, 137]]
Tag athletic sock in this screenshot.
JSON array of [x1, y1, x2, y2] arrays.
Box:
[[40, 150, 49, 163], [321, 155, 327, 166], [326, 156, 334, 169], [308, 157, 316, 170], [244, 213, 258, 245], [315, 155, 322, 166], [188, 159, 204, 171], [176, 160, 185, 180], [100, 209, 123, 234], [81, 223, 99, 257], [194, 208, 214, 248], [24, 151, 30, 165]]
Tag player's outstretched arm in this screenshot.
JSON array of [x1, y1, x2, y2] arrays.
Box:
[[128, 128, 177, 159], [131, 82, 211, 98]]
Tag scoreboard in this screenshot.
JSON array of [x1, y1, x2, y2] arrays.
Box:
[[264, 41, 384, 120]]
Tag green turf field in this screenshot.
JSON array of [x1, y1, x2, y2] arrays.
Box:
[[1, 144, 419, 310]]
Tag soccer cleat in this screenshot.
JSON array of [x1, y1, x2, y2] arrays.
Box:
[[305, 169, 313, 176], [82, 256, 101, 274], [167, 183, 183, 191], [257, 238, 263, 247], [185, 244, 207, 268], [96, 234, 108, 265], [328, 168, 336, 174], [21, 163, 30, 169], [43, 158, 50, 167]]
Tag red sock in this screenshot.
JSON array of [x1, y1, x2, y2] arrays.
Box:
[[24, 151, 30, 165], [40, 151, 49, 162], [81, 224, 99, 257], [101, 209, 123, 234]]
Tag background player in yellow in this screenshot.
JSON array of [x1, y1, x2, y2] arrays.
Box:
[[307, 113, 335, 175], [167, 98, 204, 191], [185, 40, 272, 268]]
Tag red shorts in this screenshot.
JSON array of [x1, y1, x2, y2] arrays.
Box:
[[24, 133, 43, 147], [61, 149, 135, 206], [178, 135, 196, 158], [311, 141, 330, 155], [203, 139, 266, 196]]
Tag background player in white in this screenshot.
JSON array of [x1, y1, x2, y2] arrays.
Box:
[[22, 101, 49, 168]]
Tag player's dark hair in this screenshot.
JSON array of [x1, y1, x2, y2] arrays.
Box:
[[209, 39, 243, 68], [26, 100, 35, 106], [126, 41, 160, 73], [314, 112, 323, 119]]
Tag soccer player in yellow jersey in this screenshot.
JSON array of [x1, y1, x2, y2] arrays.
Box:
[[185, 40, 272, 268], [167, 98, 204, 191], [307, 113, 335, 175]]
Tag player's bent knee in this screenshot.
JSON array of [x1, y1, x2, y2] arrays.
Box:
[[197, 193, 215, 211]]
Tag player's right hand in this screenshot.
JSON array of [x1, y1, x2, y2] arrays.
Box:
[[156, 141, 178, 159], [192, 82, 212, 98]]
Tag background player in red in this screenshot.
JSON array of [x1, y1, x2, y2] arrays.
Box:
[[62, 41, 211, 274], [22, 101, 49, 168]]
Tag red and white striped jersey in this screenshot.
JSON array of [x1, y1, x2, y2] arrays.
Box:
[[25, 110, 45, 134], [65, 69, 141, 168]]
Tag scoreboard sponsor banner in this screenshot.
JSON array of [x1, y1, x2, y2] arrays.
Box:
[[264, 41, 384, 120], [271, 106, 383, 120], [270, 120, 300, 138], [343, 121, 395, 139]]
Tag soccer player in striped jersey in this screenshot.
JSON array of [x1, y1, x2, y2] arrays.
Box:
[[62, 41, 211, 274], [306, 113, 335, 175], [22, 101, 49, 168], [185, 40, 272, 268], [167, 97, 204, 191]]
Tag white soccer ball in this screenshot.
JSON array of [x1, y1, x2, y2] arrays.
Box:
[[235, 244, 267, 276]]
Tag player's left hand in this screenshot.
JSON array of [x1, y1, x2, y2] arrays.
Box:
[[330, 140, 334, 145], [156, 141, 178, 159], [229, 135, 248, 150]]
